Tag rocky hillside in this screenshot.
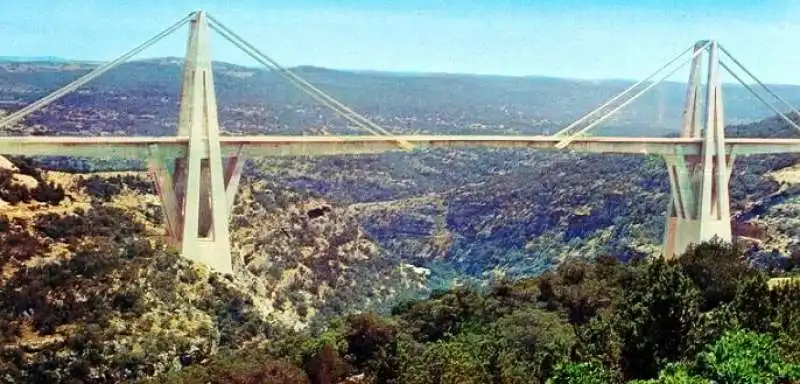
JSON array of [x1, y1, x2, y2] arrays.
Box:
[[0, 161, 275, 382], [0, 155, 427, 382], [229, 166, 428, 329], [263, 116, 800, 280]]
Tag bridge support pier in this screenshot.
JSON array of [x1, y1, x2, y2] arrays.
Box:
[[662, 153, 734, 258], [146, 11, 243, 274], [662, 40, 733, 258]]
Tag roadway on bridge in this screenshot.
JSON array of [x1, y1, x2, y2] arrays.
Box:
[[4, 135, 800, 159]]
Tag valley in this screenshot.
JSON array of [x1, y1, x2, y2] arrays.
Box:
[[3, 58, 800, 382]]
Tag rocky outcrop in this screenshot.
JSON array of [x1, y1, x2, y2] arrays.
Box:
[[230, 174, 429, 329], [0, 155, 18, 172], [0, 167, 428, 381]]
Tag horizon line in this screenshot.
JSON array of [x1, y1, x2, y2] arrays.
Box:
[[2, 55, 800, 87]]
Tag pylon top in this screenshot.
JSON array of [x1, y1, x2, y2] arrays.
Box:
[[192, 10, 207, 20], [694, 39, 711, 48]]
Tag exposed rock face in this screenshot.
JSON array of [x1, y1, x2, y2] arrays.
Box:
[[11, 173, 38, 189], [740, 165, 800, 268], [230, 174, 429, 329], [0, 166, 428, 382], [0, 155, 18, 172]]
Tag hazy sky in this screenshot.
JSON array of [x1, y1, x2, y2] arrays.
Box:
[[1, 0, 798, 83]]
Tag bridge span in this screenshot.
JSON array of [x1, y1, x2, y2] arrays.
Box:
[[2, 11, 800, 274], [4, 135, 800, 158]]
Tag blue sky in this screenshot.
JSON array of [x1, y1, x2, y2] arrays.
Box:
[[1, 0, 798, 83]]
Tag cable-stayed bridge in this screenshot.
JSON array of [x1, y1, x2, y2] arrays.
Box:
[[2, 10, 800, 274]]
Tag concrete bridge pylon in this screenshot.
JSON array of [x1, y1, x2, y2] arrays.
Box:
[[147, 11, 244, 274], [663, 40, 733, 258]]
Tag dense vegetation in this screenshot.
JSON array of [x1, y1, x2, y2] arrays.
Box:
[[157, 241, 800, 383]]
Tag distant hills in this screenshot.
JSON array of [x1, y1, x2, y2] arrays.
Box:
[[0, 56, 72, 63], [3, 57, 800, 136]]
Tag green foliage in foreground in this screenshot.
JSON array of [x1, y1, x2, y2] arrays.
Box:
[[628, 329, 800, 384], [157, 240, 800, 384]]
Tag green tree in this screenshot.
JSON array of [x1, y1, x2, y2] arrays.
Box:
[[678, 240, 755, 312], [729, 274, 773, 333], [546, 361, 614, 384], [158, 355, 310, 384], [398, 331, 494, 384], [629, 363, 709, 384], [393, 287, 486, 342], [615, 258, 701, 379], [770, 282, 800, 364], [694, 329, 800, 384], [573, 309, 623, 378], [537, 255, 625, 326], [493, 308, 577, 383], [341, 313, 400, 383]]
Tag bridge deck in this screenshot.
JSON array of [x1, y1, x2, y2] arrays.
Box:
[[0, 135, 799, 158]]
